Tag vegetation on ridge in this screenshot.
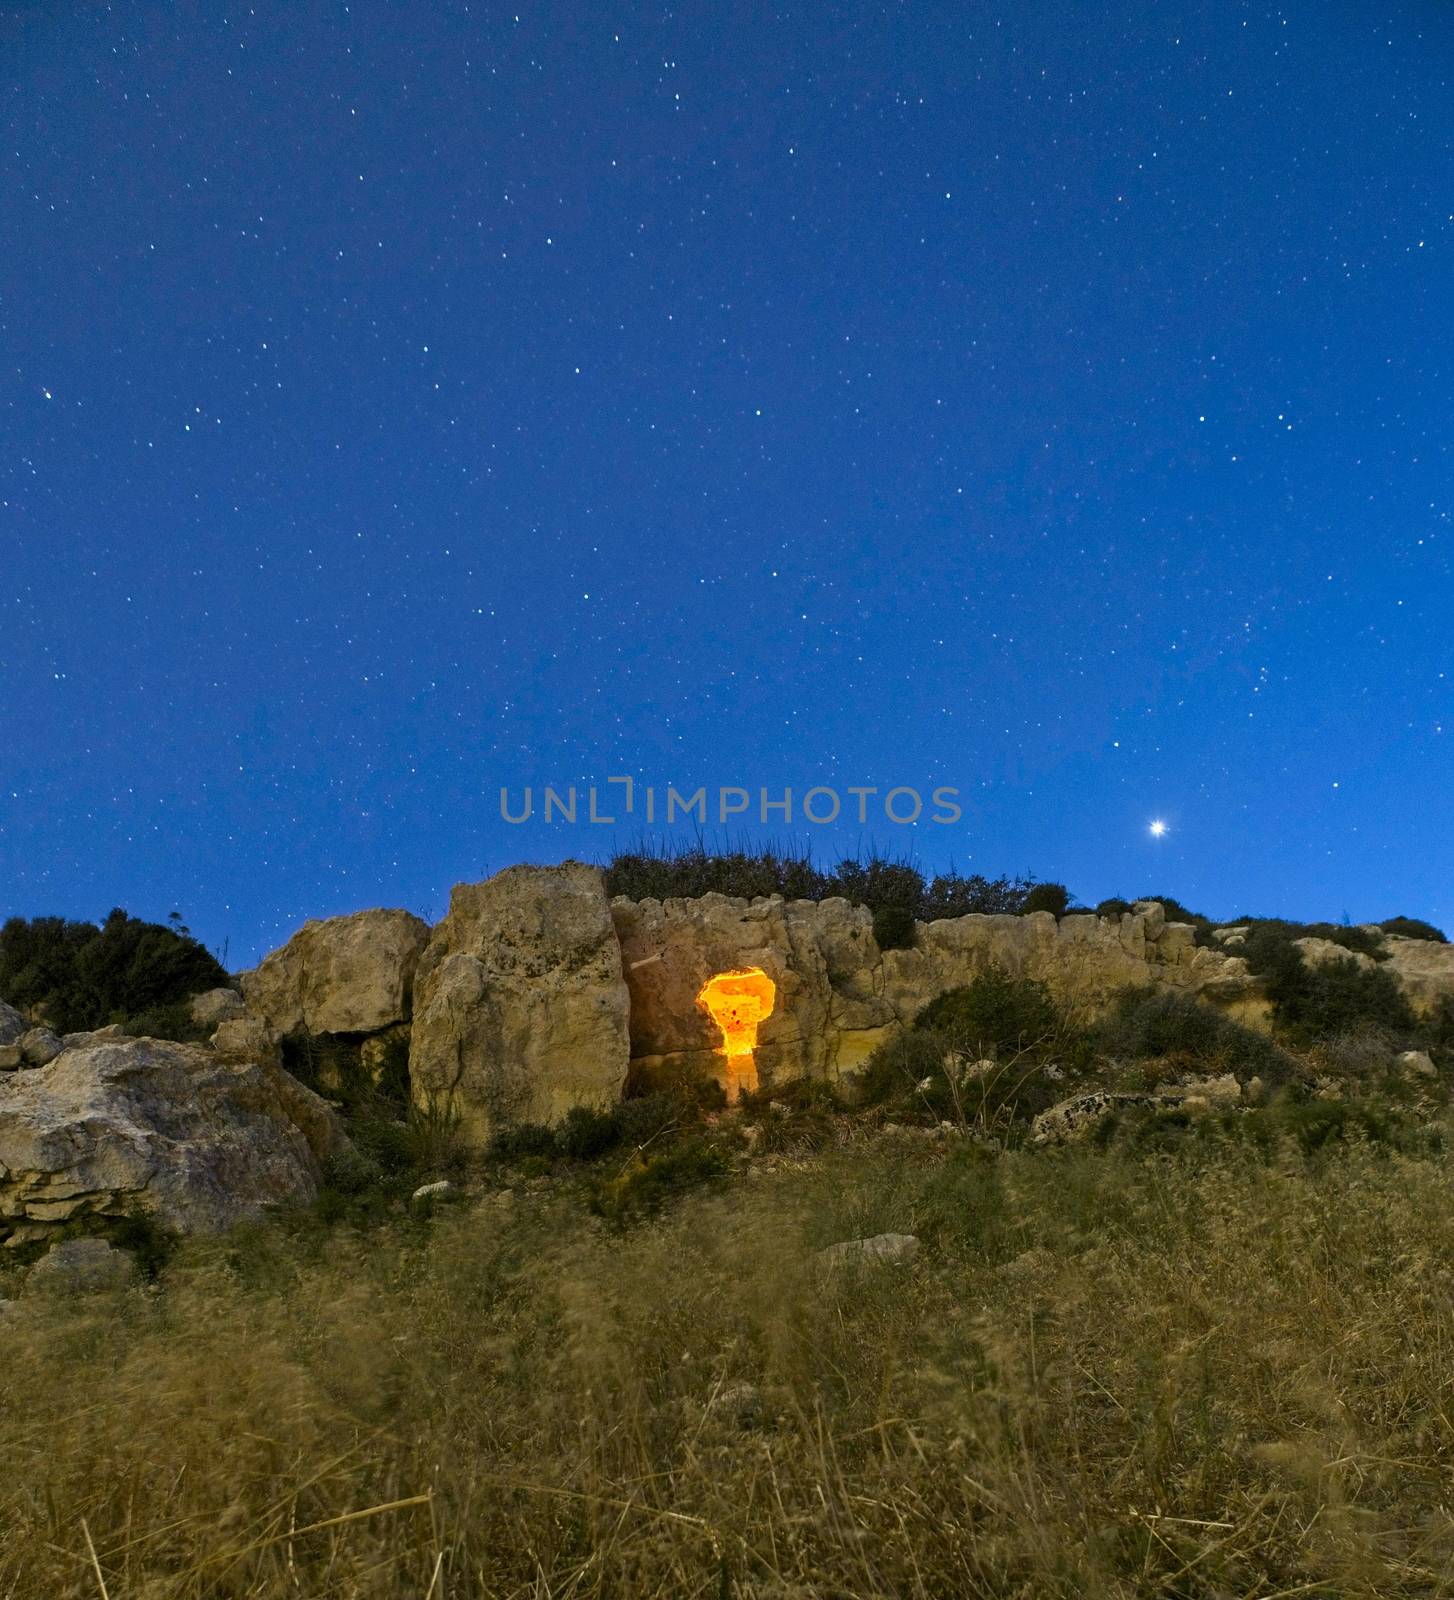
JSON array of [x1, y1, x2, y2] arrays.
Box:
[[0, 908, 227, 1036]]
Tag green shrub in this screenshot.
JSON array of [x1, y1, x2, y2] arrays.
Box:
[[0, 909, 227, 1034], [1240, 927, 1417, 1045], [871, 903, 917, 951], [913, 967, 1060, 1059], [921, 871, 1038, 919], [487, 1122, 559, 1162], [855, 1028, 956, 1109], [1022, 882, 1071, 918], [555, 1105, 624, 1161], [1381, 916, 1447, 943], [604, 846, 1042, 924], [588, 1139, 731, 1223], [121, 999, 212, 1044], [1095, 988, 1297, 1084], [1095, 897, 1134, 918]]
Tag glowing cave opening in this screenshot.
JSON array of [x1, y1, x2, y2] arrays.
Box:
[[696, 967, 776, 1099]]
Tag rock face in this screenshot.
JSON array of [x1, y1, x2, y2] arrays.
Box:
[[189, 988, 248, 1028], [615, 894, 1265, 1094], [1294, 936, 1377, 973], [17, 1029, 61, 1067], [612, 892, 890, 1088], [1382, 937, 1454, 1017], [241, 909, 430, 1036], [0, 1035, 347, 1247], [410, 863, 631, 1143]]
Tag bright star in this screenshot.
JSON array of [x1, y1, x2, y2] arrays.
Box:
[[1149, 819, 1168, 838]]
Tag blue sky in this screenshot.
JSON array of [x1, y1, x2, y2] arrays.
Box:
[[2, 1, 1451, 964]]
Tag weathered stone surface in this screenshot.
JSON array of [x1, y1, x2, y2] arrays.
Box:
[[816, 1233, 921, 1268], [0, 1046, 21, 1072], [1133, 900, 1166, 939], [210, 1016, 282, 1069], [190, 988, 247, 1028], [17, 1029, 61, 1068], [411, 863, 630, 1142], [613, 892, 893, 1090], [241, 909, 430, 1037], [1382, 937, 1454, 1017], [0, 1035, 347, 1244], [1032, 1074, 1241, 1143], [615, 896, 1264, 1093], [26, 1238, 138, 1295], [1294, 936, 1376, 973], [0, 1001, 24, 1047]]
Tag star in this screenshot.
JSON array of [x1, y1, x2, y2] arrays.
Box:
[[1149, 819, 1168, 838]]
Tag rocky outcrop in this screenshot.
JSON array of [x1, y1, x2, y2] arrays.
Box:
[[0, 1034, 347, 1248], [1382, 937, 1454, 1017], [1032, 1074, 1241, 1143], [1293, 937, 1377, 973], [410, 863, 630, 1143], [240, 909, 430, 1037], [612, 892, 891, 1088], [615, 894, 1266, 1094]]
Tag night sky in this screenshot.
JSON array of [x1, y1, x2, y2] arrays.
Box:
[[3, 3, 1451, 967]]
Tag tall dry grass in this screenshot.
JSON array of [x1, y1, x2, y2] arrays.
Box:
[[6, 1134, 1454, 1597]]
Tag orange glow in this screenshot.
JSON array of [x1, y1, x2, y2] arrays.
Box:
[[696, 967, 776, 1098]]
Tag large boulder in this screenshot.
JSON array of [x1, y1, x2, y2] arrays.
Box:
[[240, 909, 430, 1036], [189, 987, 247, 1028], [0, 1000, 24, 1047], [0, 1035, 347, 1246], [410, 863, 630, 1143]]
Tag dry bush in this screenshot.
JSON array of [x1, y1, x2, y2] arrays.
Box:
[[6, 1137, 1454, 1596]]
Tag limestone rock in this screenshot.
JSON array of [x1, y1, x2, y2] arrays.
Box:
[[411, 863, 630, 1143], [1152, 923, 1198, 965], [210, 1015, 282, 1069], [0, 1035, 347, 1244], [613, 891, 891, 1090], [1133, 900, 1166, 939], [241, 909, 430, 1037], [0, 1000, 24, 1047], [1294, 937, 1376, 973], [410, 1179, 457, 1205], [26, 1238, 138, 1295], [17, 1029, 61, 1068], [0, 1046, 21, 1072], [816, 1233, 921, 1268], [1382, 937, 1454, 1017], [1032, 1075, 1240, 1143], [190, 988, 247, 1028]]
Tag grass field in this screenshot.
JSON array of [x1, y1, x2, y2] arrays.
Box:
[[6, 1111, 1454, 1599]]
